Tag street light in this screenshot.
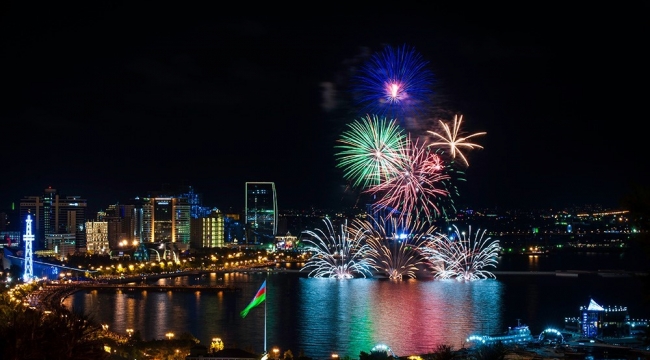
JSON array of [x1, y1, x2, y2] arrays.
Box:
[[166, 332, 175, 340], [332, 354, 339, 360], [211, 337, 224, 352], [126, 328, 133, 337], [273, 347, 279, 359]]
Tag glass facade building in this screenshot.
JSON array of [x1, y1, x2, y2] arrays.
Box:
[[19, 188, 87, 252], [245, 182, 277, 245], [141, 196, 190, 244]]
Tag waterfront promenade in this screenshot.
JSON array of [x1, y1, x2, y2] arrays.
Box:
[[46, 281, 241, 292], [37, 267, 647, 303], [43, 269, 242, 295]]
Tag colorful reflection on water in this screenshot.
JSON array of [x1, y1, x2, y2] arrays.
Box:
[[293, 277, 503, 357], [64, 273, 504, 358], [63, 252, 650, 360]]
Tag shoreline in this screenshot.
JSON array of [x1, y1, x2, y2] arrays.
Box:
[[98, 268, 649, 285]]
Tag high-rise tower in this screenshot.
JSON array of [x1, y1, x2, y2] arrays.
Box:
[[140, 195, 190, 244], [245, 182, 277, 245], [19, 188, 87, 252]]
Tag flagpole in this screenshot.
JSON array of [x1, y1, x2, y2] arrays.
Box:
[[264, 283, 267, 354], [264, 272, 268, 355], [240, 278, 268, 357]]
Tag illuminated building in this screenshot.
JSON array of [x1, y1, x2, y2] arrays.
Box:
[[0, 205, 20, 248], [108, 204, 139, 238], [178, 185, 212, 219], [103, 203, 141, 250], [224, 213, 245, 245], [141, 195, 190, 244], [274, 232, 297, 250], [245, 182, 277, 245], [86, 221, 109, 254], [190, 208, 225, 248], [566, 298, 631, 338], [582, 299, 630, 338], [45, 233, 76, 258], [19, 187, 87, 251]]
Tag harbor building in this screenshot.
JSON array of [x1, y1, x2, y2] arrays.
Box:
[[565, 298, 632, 338]]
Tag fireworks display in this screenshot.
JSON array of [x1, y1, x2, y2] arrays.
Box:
[[361, 217, 437, 280], [364, 136, 451, 221], [352, 44, 434, 122], [318, 43, 495, 281], [300, 217, 377, 279], [334, 115, 407, 189], [422, 225, 501, 281], [425, 147, 465, 219], [427, 114, 486, 167]]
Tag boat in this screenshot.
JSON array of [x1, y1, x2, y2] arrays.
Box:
[[467, 320, 534, 346]]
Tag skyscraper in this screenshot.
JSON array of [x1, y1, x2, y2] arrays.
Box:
[[190, 209, 225, 248], [140, 195, 190, 244], [19, 188, 87, 252], [245, 182, 277, 245]]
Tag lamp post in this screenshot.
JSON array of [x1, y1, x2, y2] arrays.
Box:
[[273, 347, 279, 360], [126, 328, 133, 338], [166, 332, 175, 340], [332, 354, 339, 360], [211, 337, 224, 352]]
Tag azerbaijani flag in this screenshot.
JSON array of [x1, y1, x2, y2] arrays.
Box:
[[240, 280, 266, 318]]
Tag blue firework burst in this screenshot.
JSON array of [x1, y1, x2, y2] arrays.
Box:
[[352, 44, 435, 122]]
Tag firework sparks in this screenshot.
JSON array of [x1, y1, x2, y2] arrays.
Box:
[[427, 114, 486, 167], [364, 136, 451, 221], [300, 217, 377, 279], [427, 147, 465, 218], [353, 44, 434, 122], [360, 216, 436, 280], [335, 114, 407, 189], [423, 225, 500, 281]]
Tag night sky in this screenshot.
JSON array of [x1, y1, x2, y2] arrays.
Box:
[[1, 3, 647, 214]]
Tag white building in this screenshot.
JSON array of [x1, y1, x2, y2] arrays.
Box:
[[86, 221, 109, 254]]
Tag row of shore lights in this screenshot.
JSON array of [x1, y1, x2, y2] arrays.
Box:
[[103, 325, 172, 341], [270, 347, 338, 360], [107, 329, 345, 359]]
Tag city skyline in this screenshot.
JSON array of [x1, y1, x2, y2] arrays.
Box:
[[1, 4, 646, 214]]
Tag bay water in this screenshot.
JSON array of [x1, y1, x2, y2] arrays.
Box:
[[63, 252, 650, 359]]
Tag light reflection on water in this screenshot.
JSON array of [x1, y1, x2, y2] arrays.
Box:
[[66, 273, 504, 359], [63, 253, 649, 360], [294, 278, 503, 357]]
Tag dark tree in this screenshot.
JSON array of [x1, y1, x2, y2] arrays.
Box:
[[472, 342, 508, 360]]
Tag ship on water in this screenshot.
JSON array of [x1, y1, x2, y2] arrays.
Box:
[[466, 320, 534, 345]]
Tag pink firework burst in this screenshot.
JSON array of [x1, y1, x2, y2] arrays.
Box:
[[364, 136, 451, 221]]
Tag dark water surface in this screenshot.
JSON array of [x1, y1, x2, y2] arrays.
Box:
[[63, 253, 649, 360]]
